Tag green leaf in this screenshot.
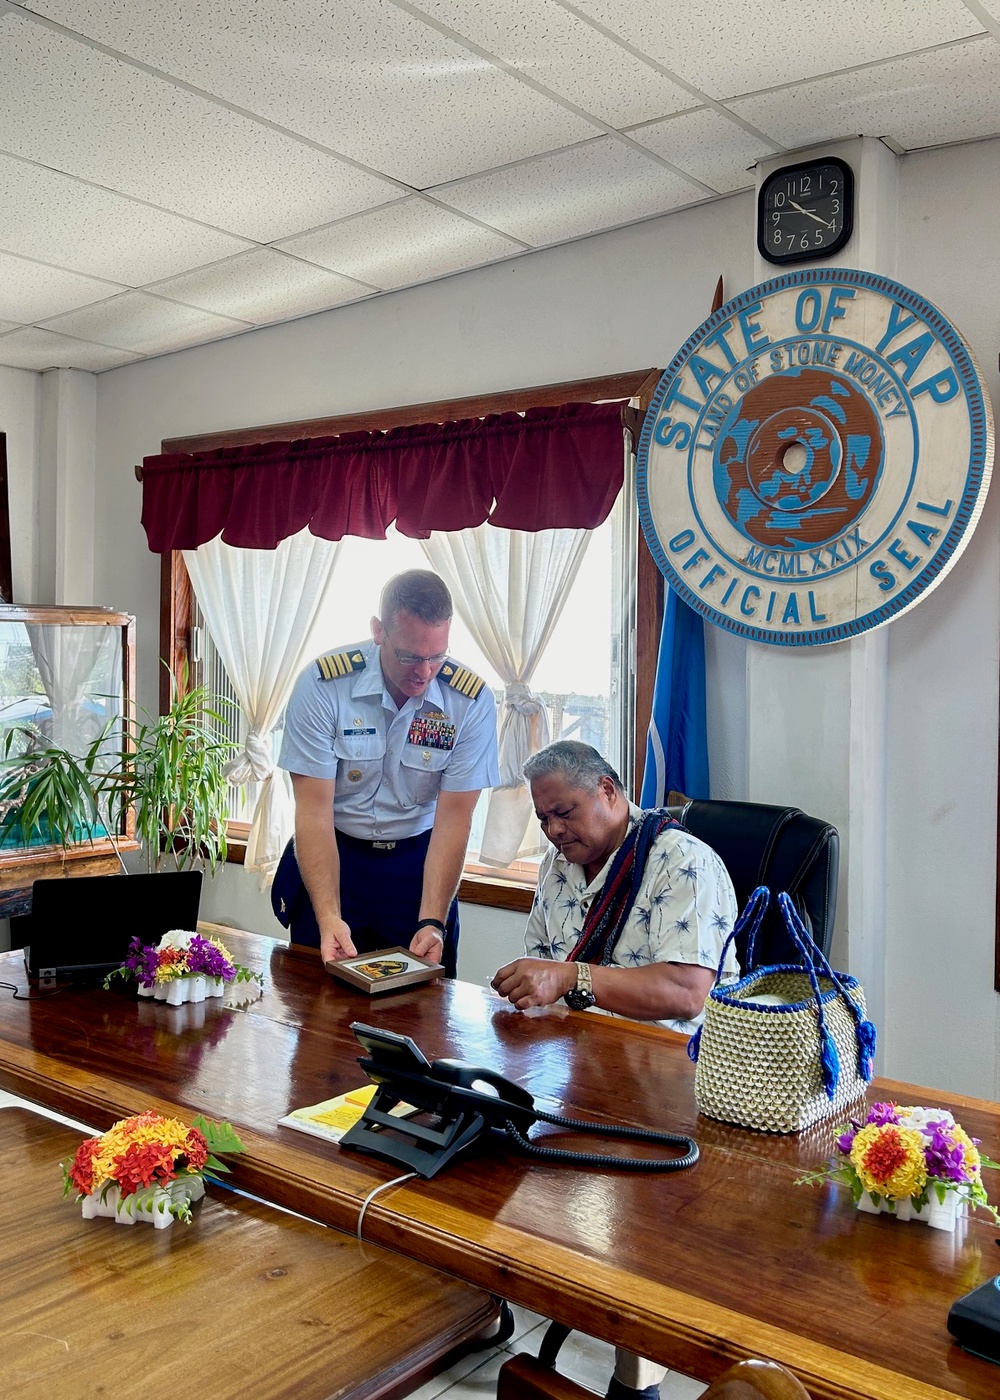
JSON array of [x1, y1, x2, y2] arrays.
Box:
[[191, 1114, 245, 1156]]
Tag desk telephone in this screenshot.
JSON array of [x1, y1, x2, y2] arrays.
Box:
[[339, 1022, 700, 1179]]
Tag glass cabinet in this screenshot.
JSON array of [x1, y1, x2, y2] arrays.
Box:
[[0, 605, 137, 916]]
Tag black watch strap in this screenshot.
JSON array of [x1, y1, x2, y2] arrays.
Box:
[[415, 917, 447, 934]]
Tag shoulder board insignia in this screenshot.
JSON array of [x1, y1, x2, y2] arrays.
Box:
[[315, 650, 367, 681], [439, 660, 486, 700]]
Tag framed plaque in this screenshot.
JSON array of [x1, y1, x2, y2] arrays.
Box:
[[324, 947, 444, 995]]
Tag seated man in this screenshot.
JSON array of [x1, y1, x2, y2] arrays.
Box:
[[492, 740, 739, 1031], [491, 739, 739, 1400]]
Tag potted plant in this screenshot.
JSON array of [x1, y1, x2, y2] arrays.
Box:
[[0, 666, 234, 874]]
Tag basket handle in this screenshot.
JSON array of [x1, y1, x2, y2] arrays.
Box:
[[687, 885, 769, 1065], [776, 892, 877, 1092]]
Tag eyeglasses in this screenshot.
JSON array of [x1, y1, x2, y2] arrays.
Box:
[[386, 640, 448, 668]]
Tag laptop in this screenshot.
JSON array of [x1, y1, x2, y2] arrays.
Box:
[[23, 870, 204, 980]]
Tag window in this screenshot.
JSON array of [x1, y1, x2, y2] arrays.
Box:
[[160, 367, 663, 912]]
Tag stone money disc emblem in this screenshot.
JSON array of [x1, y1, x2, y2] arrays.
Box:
[[636, 268, 993, 645]]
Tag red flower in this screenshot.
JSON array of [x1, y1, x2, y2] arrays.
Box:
[[112, 1141, 178, 1197], [68, 1137, 101, 1195], [182, 1128, 208, 1172], [860, 1127, 911, 1185]]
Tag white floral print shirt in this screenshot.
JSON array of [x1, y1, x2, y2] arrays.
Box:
[[524, 803, 739, 1034]]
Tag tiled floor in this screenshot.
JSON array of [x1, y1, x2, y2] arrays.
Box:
[[1, 1089, 706, 1399], [407, 1304, 708, 1399]]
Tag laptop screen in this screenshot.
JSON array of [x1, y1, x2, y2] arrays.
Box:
[[24, 870, 204, 979]]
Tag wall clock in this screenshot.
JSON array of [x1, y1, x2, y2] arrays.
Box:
[[757, 156, 854, 264]]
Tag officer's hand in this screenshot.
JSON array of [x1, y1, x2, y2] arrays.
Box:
[[491, 958, 577, 1011], [321, 917, 357, 966], [410, 926, 446, 961]]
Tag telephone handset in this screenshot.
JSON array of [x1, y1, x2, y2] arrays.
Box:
[[340, 1022, 699, 1179]]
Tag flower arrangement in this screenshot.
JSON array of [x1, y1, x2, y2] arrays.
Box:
[[61, 1109, 245, 1228], [797, 1101, 1000, 1230], [105, 928, 263, 1005]]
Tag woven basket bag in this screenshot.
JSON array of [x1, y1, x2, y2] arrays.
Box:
[[688, 888, 877, 1134]]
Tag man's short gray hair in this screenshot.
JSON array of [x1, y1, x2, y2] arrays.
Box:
[[523, 741, 625, 793], [379, 570, 453, 627]]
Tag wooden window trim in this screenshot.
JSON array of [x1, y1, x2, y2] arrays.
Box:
[[160, 366, 664, 916]]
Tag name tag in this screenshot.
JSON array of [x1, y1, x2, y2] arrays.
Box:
[[342, 727, 378, 737], [407, 715, 456, 751]]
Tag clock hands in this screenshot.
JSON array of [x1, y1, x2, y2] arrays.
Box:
[[787, 198, 835, 229]]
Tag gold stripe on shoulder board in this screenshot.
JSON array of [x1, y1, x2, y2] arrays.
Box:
[[315, 650, 367, 681], [439, 660, 486, 700]]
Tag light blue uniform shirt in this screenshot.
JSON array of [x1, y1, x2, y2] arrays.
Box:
[[279, 640, 500, 842]]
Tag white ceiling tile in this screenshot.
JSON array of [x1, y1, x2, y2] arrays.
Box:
[[23, 0, 597, 186], [0, 252, 117, 323], [0, 154, 252, 288], [569, 0, 984, 98], [630, 108, 773, 192], [0, 327, 143, 372], [0, 12, 399, 243], [0, 321, 24, 336], [276, 199, 522, 289], [729, 39, 1000, 152], [409, 0, 697, 127], [148, 250, 374, 324], [431, 138, 705, 245], [40, 292, 252, 356]]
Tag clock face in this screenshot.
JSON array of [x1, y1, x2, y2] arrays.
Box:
[[758, 157, 854, 264]]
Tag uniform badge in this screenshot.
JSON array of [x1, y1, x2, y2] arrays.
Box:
[[347, 769, 363, 782]]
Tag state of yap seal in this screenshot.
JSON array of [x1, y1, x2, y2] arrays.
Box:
[[636, 269, 993, 646]]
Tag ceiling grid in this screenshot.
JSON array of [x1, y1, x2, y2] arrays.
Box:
[[0, 0, 995, 371]]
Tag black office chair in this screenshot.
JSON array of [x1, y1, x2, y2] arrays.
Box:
[[665, 798, 839, 968]]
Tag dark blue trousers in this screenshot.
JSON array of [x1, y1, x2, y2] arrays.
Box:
[[271, 829, 459, 978]]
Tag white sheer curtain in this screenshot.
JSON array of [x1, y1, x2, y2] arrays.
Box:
[[183, 529, 342, 884], [421, 524, 591, 866]]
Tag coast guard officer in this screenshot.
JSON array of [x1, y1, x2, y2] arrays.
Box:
[[273, 570, 499, 977]]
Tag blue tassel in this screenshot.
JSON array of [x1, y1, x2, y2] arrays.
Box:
[[819, 1027, 840, 1099], [687, 1026, 702, 1063], [856, 1019, 877, 1080]]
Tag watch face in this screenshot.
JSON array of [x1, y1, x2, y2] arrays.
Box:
[[758, 158, 853, 264]]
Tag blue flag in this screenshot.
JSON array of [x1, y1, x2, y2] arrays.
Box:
[[640, 586, 709, 805]]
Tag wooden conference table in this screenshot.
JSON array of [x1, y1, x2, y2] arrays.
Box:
[[0, 927, 997, 1400]]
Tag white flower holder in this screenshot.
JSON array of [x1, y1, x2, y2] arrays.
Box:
[[81, 1175, 206, 1229], [856, 1186, 970, 1232], [138, 975, 225, 1006]]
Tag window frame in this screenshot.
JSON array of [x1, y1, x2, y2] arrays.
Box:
[[158, 367, 663, 913]]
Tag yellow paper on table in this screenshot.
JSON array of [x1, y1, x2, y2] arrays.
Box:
[[278, 1083, 414, 1145]]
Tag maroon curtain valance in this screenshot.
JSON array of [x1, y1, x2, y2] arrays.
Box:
[[141, 402, 626, 551]]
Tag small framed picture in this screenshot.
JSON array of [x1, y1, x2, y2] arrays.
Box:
[[324, 947, 445, 995]]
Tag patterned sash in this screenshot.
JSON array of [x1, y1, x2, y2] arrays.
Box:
[[568, 808, 680, 966]]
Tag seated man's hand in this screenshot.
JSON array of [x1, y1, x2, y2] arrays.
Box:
[[320, 917, 356, 965], [491, 957, 577, 1010]]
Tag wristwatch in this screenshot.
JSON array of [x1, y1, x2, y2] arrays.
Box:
[[564, 962, 597, 1011]]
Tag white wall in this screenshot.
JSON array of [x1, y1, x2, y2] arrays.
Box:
[[83, 141, 1000, 1094], [0, 363, 41, 604]]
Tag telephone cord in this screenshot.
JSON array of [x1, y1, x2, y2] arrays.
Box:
[[502, 1108, 698, 1171]]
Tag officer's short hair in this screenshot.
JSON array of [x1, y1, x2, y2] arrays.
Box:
[[523, 741, 625, 794], [380, 570, 453, 627]]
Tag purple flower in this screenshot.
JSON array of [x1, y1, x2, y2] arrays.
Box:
[[122, 936, 159, 989], [184, 934, 235, 981], [836, 1128, 857, 1154], [865, 1102, 900, 1126], [924, 1126, 971, 1184]]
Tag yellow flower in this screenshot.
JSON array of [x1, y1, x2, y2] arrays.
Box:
[[89, 1111, 195, 1190], [850, 1123, 927, 1199]]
